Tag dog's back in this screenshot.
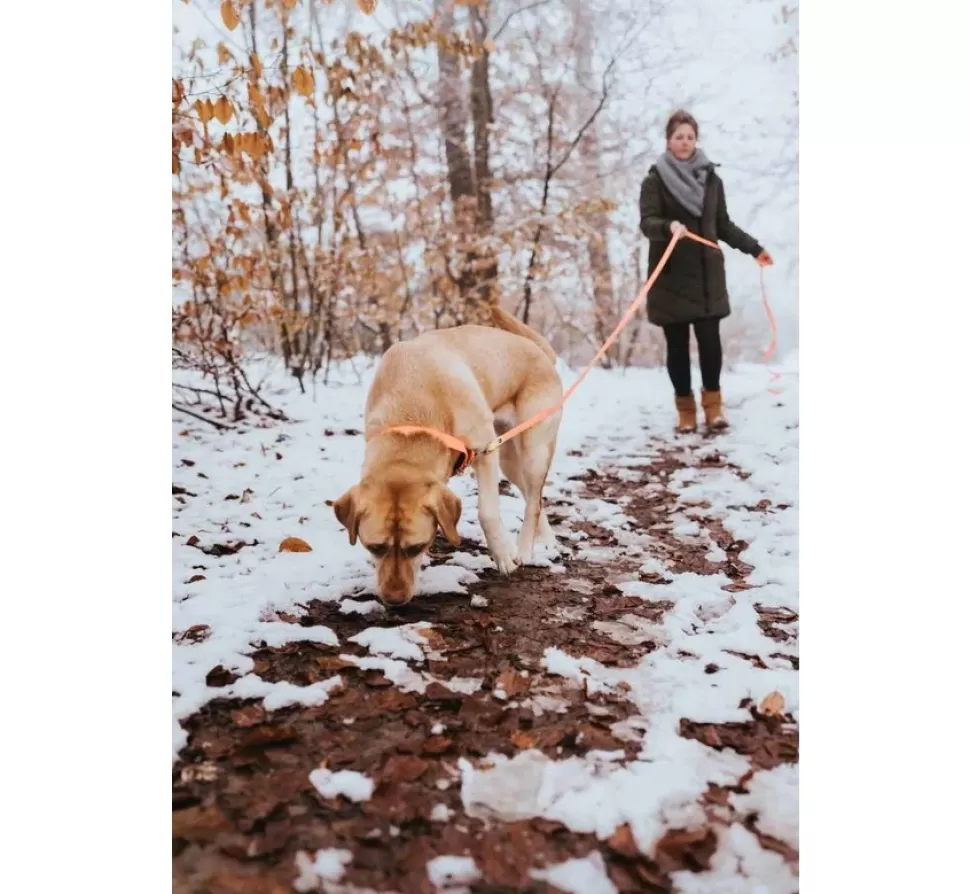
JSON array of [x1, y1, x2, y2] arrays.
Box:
[[487, 304, 557, 364], [366, 309, 559, 422]]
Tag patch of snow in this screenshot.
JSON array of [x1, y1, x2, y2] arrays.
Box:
[[593, 614, 668, 647], [672, 518, 702, 537], [262, 676, 343, 711], [437, 676, 483, 695], [339, 599, 384, 616], [448, 552, 494, 571], [531, 852, 617, 894], [309, 768, 375, 803], [294, 848, 353, 891], [349, 623, 432, 663], [427, 855, 480, 890], [671, 824, 797, 894], [416, 564, 479, 594], [731, 765, 799, 848], [339, 654, 428, 693], [430, 803, 454, 823], [638, 557, 672, 579]]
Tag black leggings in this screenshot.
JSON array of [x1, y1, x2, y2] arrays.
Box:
[[662, 318, 722, 397]]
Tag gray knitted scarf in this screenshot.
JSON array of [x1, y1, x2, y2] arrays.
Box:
[[655, 148, 713, 218]]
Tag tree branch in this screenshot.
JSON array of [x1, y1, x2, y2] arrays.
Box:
[[173, 403, 231, 430]]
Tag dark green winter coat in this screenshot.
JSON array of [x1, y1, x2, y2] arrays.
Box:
[[638, 164, 763, 326]]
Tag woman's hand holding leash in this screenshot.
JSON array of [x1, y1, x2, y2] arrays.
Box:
[[669, 221, 688, 238], [756, 250, 773, 267]]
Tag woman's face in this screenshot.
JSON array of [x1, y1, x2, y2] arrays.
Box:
[[667, 123, 697, 161]]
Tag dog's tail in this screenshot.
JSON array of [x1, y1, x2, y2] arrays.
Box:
[[489, 304, 557, 364]]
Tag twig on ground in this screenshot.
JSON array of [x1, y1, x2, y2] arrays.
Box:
[[173, 403, 231, 431]]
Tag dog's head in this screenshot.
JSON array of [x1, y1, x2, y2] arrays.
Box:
[[332, 476, 462, 606]]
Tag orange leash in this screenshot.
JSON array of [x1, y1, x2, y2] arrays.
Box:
[[479, 229, 720, 455], [758, 264, 783, 394], [373, 229, 779, 474]]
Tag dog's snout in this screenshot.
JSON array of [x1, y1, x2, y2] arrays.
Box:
[[377, 557, 416, 607], [380, 585, 413, 607]]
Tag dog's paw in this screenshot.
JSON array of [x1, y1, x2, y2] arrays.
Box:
[[492, 545, 521, 575]]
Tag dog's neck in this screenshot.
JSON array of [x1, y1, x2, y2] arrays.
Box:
[[362, 434, 455, 483]]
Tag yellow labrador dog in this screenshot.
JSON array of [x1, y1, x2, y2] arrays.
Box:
[[332, 305, 562, 606]]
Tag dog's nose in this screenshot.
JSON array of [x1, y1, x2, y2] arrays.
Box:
[[380, 585, 413, 607]]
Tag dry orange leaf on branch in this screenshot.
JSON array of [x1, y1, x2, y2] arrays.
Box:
[[279, 536, 312, 553], [292, 66, 315, 97], [213, 96, 235, 125], [759, 690, 786, 717], [220, 1, 240, 31], [356, 0, 378, 14], [194, 98, 215, 124]]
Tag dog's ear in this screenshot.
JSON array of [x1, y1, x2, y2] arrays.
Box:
[[332, 486, 362, 545], [429, 485, 462, 547]]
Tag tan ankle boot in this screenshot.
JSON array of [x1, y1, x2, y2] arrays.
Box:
[[701, 389, 729, 430], [675, 393, 697, 433]]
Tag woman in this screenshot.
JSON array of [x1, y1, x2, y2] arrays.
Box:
[[639, 110, 773, 433]]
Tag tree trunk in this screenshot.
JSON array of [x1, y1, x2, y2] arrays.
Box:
[[574, 1, 618, 367], [469, 2, 497, 308], [434, 0, 484, 323], [280, 19, 307, 392]]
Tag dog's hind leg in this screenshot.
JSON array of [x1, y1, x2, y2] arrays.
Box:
[[500, 437, 557, 558], [471, 449, 520, 575], [508, 389, 561, 564]]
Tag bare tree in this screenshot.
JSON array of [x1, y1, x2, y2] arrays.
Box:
[[573, 0, 619, 366], [434, 0, 489, 321], [469, 2, 497, 305]]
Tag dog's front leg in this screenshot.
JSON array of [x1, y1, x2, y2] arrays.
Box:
[[472, 451, 520, 575]]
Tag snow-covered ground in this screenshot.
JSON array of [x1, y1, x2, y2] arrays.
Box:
[[173, 349, 798, 892]]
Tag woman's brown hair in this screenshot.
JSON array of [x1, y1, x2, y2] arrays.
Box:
[[665, 109, 699, 140]]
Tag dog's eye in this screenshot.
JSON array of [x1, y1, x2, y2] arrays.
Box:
[[402, 543, 429, 558], [365, 543, 389, 557]]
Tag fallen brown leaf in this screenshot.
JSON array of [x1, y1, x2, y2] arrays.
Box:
[[230, 704, 266, 728], [759, 690, 786, 717], [316, 655, 357, 672], [576, 724, 624, 752], [172, 804, 231, 842], [424, 681, 463, 703], [381, 754, 429, 784], [241, 725, 299, 748], [415, 627, 448, 652], [654, 826, 717, 874], [607, 823, 641, 858], [510, 730, 538, 749], [495, 667, 530, 699], [421, 735, 453, 756], [205, 874, 289, 894], [175, 624, 211, 644]]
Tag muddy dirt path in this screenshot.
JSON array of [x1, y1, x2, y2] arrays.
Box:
[[173, 431, 798, 894]]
